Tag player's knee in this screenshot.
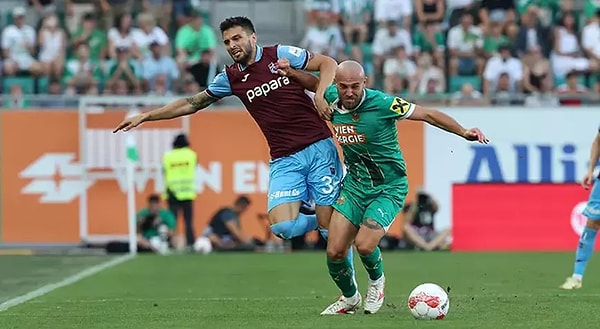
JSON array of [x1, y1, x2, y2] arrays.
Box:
[[270, 216, 316, 240], [355, 241, 377, 256], [326, 245, 348, 261]]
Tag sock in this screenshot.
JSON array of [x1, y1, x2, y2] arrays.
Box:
[[359, 246, 384, 281], [573, 227, 598, 279], [327, 257, 357, 298], [270, 213, 317, 240]]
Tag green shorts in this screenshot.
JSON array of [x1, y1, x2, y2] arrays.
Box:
[[332, 176, 408, 231]]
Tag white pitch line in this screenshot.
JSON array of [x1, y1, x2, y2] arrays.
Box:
[[0, 254, 134, 312]]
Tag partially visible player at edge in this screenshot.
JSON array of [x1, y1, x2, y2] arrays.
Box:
[[112, 16, 357, 269], [278, 59, 488, 315], [560, 125, 600, 289]]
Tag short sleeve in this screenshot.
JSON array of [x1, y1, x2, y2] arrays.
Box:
[[206, 70, 232, 99], [220, 209, 237, 222], [160, 210, 177, 229], [276, 44, 311, 70], [380, 93, 415, 120]]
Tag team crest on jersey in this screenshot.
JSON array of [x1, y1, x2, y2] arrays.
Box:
[[336, 195, 346, 205], [351, 112, 360, 122], [329, 166, 336, 175], [268, 62, 278, 74]]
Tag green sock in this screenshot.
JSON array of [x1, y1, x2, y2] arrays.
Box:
[[327, 258, 357, 298], [359, 246, 384, 281]]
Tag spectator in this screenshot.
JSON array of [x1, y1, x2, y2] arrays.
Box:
[[70, 13, 107, 62], [27, 0, 57, 27], [555, 71, 588, 106], [181, 74, 200, 94], [491, 72, 521, 106], [175, 11, 217, 87], [415, 0, 445, 29], [402, 190, 451, 251], [383, 46, 417, 95], [203, 196, 256, 252], [479, 0, 516, 34], [582, 10, 600, 65], [65, 0, 96, 34], [450, 83, 486, 106], [447, 0, 478, 27], [136, 194, 184, 254], [132, 13, 170, 59], [105, 46, 142, 94], [483, 44, 523, 98], [551, 12, 596, 80], [483, 21, 509, 59], [107, 13, 141, 60], [372, 20, 412, 72], [38, 14, 66, 80], [141, 0, 172, 32], [522, 45, 553, 95], [373, 0, 413, 31], [338, 0, 372, 46], [447, 12, 484, 76], [415, 51, 445, 95], [2, 7, 43, 77], [515, 5, 550, 58], [412, 20, 446, 69], [148, 74, 174, 96], [142, 41, 179, 94], [300, 11, 345, 60], [64, 44, 101, 95], [347, 45, 375, 87], [108, 78, 130, 95], [3, 85, 30, 108], [97, 0, 134, 31]]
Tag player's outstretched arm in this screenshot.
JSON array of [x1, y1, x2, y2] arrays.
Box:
[[407, 105, 489, 144], [113, 91, 217, 132]]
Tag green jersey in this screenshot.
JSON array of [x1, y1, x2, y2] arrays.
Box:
[[136, 208, 177, 239], [325, 85, 415, 188]]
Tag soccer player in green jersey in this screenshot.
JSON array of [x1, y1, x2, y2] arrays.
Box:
[[277, 59, 488, 315]]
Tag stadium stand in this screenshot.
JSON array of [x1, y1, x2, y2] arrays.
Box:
[[0, 0, 598, 106]]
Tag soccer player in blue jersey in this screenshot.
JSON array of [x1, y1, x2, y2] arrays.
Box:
[[114, 16, 357, 279], [560, 125, 600, 289]]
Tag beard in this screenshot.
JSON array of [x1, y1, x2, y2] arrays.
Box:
[[232, 42, 254, 64]]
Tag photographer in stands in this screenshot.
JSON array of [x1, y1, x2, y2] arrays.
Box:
[[137, 194, 184, 253], [402, 189, 451, 251], [203, 196, 256, 251]]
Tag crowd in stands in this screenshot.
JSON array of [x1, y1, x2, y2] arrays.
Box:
[[303, 0, 600, 106], [2, 0, 600, 107]]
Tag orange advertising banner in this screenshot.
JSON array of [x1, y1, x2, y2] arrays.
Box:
[[0, 109, 423, 244]]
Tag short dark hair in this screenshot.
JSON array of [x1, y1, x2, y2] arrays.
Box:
[[235, 195, 251, 207], [219, 16, 255, 34], [148, 194, 160, 203]]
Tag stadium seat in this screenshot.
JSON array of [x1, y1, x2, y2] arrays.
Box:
[[449, 75, 481, 93], [3, 76, 35, 94]]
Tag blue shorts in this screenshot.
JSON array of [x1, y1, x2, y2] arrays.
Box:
[[267, 138, 343, 211], [583, 178, 600, 220]]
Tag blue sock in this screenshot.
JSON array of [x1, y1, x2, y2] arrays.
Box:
[[270, 213, 317, 240], [319, 228, 356, 281], [574, 227, 598, 278]]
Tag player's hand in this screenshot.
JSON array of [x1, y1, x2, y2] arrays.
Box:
[[463, 128, 489, 144], [113, 113, 147, 133], [276, 58, 292, 76], [314, 94, 333, 121], [582, 171, 595, 190]]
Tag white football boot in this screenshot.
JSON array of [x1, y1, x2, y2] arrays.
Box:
[[363, 274, 385, 314], [320, 293, 362, 315], [559, 276, 582, 290]]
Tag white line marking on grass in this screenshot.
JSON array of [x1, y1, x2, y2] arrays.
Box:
[[0, 254, 134, 312]]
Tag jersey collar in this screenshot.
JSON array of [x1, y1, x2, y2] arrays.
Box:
[[237, 45, 263, 71], [332, 89, 367, 114]]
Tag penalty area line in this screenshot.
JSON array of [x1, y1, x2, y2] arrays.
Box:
[[0, 254, 135, 312]]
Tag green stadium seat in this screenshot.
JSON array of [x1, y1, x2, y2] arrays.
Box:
[[3, 76, 35, 94], [37, 77, 49, 94], [449, 75, 481, 93]]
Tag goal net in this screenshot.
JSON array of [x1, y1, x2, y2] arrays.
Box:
[[78, 96, 190, 253]]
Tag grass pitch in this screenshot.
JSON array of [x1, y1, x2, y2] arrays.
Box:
[[0, 252, 597, 328]]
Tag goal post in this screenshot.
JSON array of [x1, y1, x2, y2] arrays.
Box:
[[77, 96, 190, 254]]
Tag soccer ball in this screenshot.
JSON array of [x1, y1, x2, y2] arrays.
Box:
[[193, 237, 213, 254], [407, 283, 450, 320]]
